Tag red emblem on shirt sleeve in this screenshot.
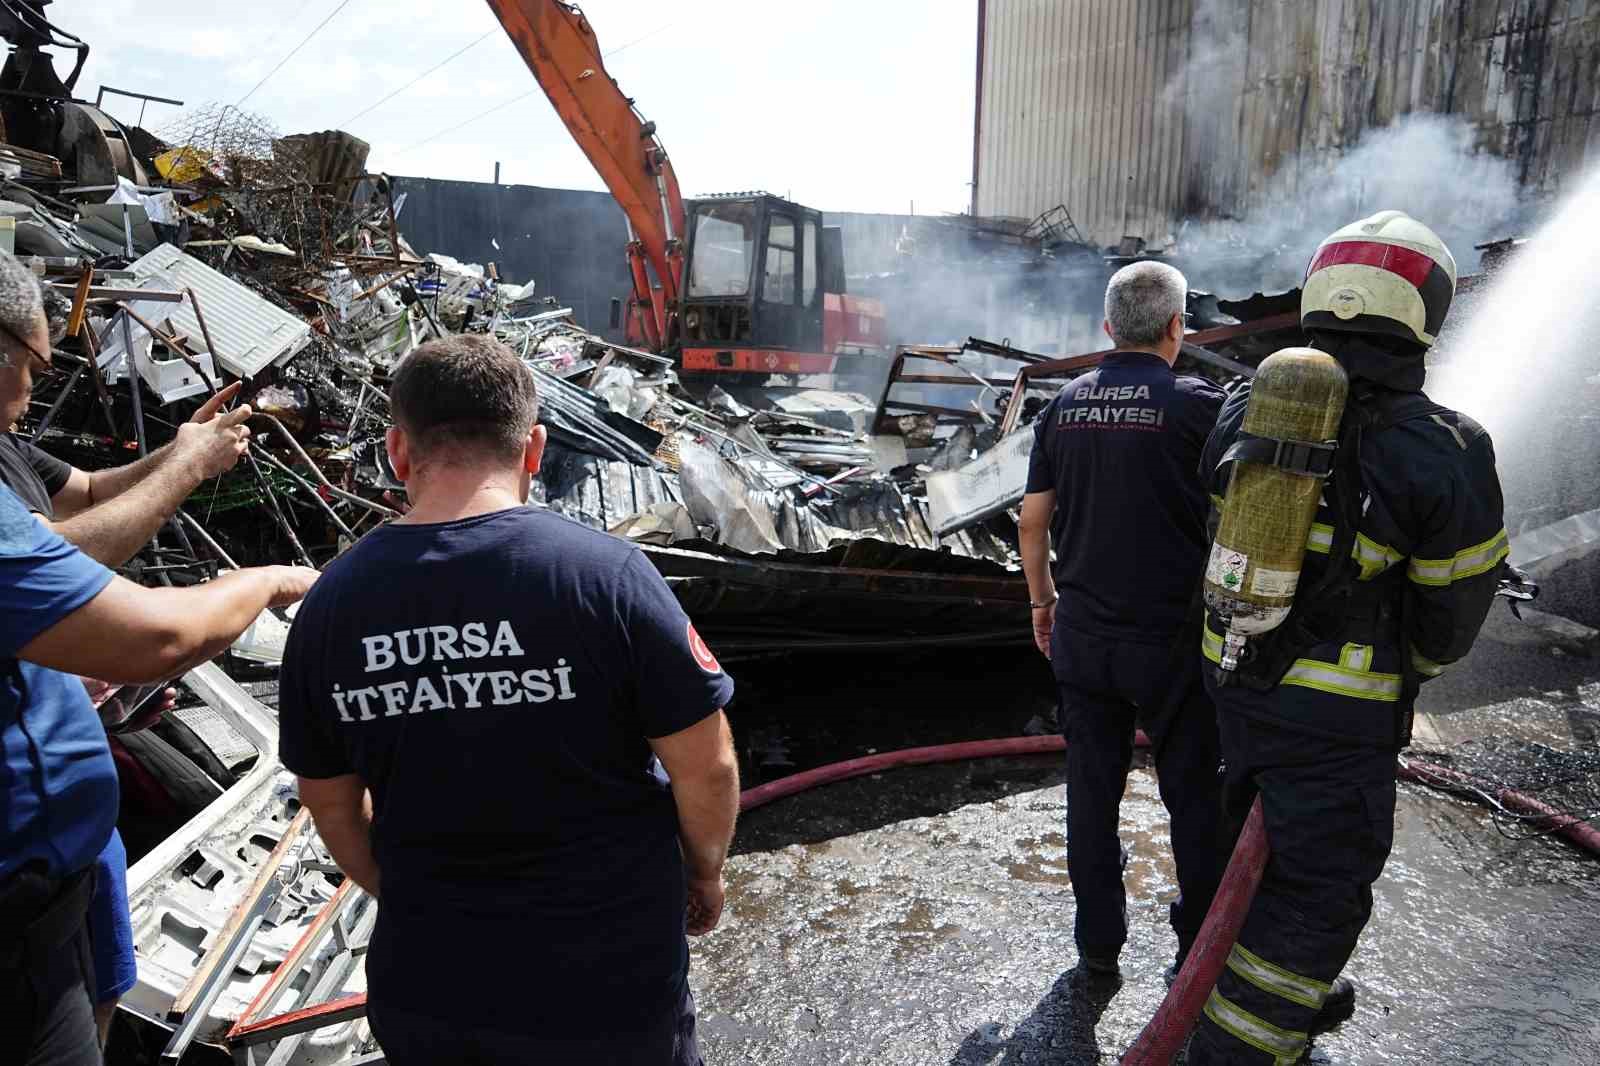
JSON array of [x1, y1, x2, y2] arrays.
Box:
[[687, 622, 722, 675]]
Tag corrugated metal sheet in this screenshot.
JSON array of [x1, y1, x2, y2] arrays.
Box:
[[125, 244, 313, 379], [975, 0, 1600, 243], [974, 0, 1190, 242]]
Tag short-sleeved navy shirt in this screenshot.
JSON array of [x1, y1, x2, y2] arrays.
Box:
[[278, 506, 734, 1029], [1024, 351, 1225, 643], [0, 484, 118, 880]]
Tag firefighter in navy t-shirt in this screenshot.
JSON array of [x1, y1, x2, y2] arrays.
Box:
[[1019, 261, 1226, 981], [279, 335, 739, 1066]]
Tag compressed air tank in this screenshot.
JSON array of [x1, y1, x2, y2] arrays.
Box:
[[1205, 347, 1348, 671]]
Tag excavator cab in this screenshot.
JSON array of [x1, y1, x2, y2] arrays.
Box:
[[677, 193, 831, 371], [484, 0, 884, 377]]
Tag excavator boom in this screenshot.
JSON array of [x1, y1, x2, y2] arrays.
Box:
[[485, 0, 684, 347]]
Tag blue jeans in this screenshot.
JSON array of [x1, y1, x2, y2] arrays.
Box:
[[87, 831, 135, 1005]]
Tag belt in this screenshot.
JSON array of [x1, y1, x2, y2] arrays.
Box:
[[0, 865, 94, 970]]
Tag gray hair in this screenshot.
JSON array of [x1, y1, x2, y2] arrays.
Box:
[[0, 252, 44, 368], [1103, 261, 1187, 347]]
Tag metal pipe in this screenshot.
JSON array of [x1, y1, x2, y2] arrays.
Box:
[[178, 509, 240, 570], [344, 382, 370, 446], [254, 448, 357, 539], [119, 204, 135, 258], [258, 415, 398, 518], [76, 320, 122, 439], [182, 287, 231, 387], [120, 312, 148, 456], [261, 903, 378, 1066], [245, 449, 316, 568], [28, 363, 84, 441]]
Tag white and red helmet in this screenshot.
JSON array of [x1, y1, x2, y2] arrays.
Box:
[[1301, 211, 1457, 349]]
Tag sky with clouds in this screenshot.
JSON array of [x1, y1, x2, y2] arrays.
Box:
[[63, 0, 978, 216]]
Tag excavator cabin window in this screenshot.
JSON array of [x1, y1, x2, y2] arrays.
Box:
[[764, 214, 797, 305], [687, 202, 756, 298], [802, 221, 818, 308]]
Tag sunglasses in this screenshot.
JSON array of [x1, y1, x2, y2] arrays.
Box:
[[0, 317, 52, 373]]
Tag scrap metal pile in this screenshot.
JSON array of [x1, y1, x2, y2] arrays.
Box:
[[10, 106, 1047, 664]]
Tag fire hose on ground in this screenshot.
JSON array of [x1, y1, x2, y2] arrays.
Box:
[[737, 732, 1600, 1066]]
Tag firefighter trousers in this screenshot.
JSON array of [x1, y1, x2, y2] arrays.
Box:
[[1188, 711, 1397, 1064], [1052, 624, 1224, 962]]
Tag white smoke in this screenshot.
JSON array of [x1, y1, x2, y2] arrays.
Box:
[[1169, 116, 1534, 299]]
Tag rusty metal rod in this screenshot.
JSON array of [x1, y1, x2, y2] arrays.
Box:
[[253, 448, 357, 539], [177, 509, 240, 570], [258, 414, 398, 518], [76, 324, 123, 441]]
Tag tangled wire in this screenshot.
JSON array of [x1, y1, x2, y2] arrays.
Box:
[[1407, 736, 1600, 840]]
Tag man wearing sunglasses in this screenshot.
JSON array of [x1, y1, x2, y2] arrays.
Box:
[[0, 265, 253, 571], [0, 251, 318, 1065]]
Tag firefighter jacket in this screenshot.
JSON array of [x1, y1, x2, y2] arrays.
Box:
[[1199, 382, 1508, 747]]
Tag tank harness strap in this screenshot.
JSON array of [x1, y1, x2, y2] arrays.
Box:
[[1213, 405, 1367, 693], [1215, 389, 1453, 743], [1216, 433, 1338, 479]]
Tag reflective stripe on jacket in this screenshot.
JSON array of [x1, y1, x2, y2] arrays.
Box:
[[1198, 383, 1506, 745]]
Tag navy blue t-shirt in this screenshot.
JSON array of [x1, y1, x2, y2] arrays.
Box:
[[1024, 351, 1225, 643], [278, 506, 734, 1029], [0, 483, 118, 880]]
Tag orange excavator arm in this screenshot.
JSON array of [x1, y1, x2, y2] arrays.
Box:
[[484, 0, 685, 350]]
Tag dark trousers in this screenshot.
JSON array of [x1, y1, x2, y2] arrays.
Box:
[[0, 867, 102, 1066], [1188, 711, 1397, 1064], [1052, 624, 1225, 960], [368, 979, 703, 1066]]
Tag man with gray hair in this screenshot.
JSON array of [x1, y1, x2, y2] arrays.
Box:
[[1018, 260, 1227, 980], [0, 248, 270, 1060]]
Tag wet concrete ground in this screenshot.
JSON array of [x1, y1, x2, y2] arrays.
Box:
[[699, 579, 1600, 1064]]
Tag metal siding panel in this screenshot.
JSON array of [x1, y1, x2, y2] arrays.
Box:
[[990, 0, 1017, 217], [1092, 0, 1113, 236], [1161, 0, 1191, 240], [1067, 0, 1092, 229], [1038, 0, 1060, 223], [1008, 0, 1032, 217], [976, 0, 999, 216], [1106, 0, 1132, 237], [1135, 0, 1161, 237], [1048, 0, 1067, 224], [1024, 0, 1036, 219], [1130, 0, 1150, 237], [973, 0, 1595, 239], [978, 0, 1001, 216], [1130, 0, 1153, 236]]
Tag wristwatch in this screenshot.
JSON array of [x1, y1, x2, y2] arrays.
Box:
[[1029, 596, 1057, 609]]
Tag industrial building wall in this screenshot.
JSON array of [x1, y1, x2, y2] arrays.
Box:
[[974, 0, 1600, 245], [390, 177, 631, 340], [973, 0, 1189, 242]]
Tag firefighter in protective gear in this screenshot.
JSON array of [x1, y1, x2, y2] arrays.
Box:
[[1187, 211, 1508, 1064]]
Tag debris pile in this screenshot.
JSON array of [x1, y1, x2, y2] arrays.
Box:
[[11, 105, 1041, 630]]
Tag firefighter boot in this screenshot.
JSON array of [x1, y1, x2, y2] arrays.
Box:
[[1310, 977, 1355, 1035]]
